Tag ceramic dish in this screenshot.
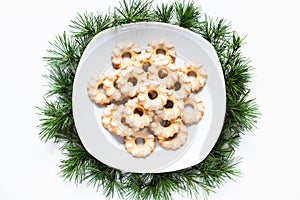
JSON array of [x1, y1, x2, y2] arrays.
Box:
[[72, 22, 226, 173]]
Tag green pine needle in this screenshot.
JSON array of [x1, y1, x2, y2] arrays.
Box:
[[227, 91, 260, 132], [86, 163, 125, 199], [70, 12, 113, 54], [70, 13, 98, 38], [44, 64, 74, 99], [174, 0, 201, 29], [70, 12, 112, 38], [37, 0, 260, 200], [152, 3, 174, 23], [44, 32, 80, 68], [113, 0, 153, 25], [37, 100, 75, 143], [60, 142, 92, 185], [197, 15, 232, 45]]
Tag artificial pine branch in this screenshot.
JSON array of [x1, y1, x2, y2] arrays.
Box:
[[37, 0, 260, 200]]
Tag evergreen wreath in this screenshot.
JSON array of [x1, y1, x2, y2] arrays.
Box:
[[37, 0, 259, 199]]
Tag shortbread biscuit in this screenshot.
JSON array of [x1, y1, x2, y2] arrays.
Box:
[[101, 104, 135, 137], [87, 73, 111, 104], [124, 128, 156, 158], [116, 64, 148, 97], [123, 98, 153, 129], [111, 41, 141, 69], [157, 120, 188, 150], [102, 70, 123, 101], [181, 62, 208, 92], [146, 38, 176, 63], [148, 60, 179, 88], [136, 82, 168, 111], [182, 93, 205, 124], [168, 72, 191, 100], [156, 91, 184, 121], [150, 116, 181, 138]]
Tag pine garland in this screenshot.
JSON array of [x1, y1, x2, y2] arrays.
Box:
[[37, 0, 259, 199]]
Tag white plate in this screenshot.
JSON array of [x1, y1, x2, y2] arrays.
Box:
[[72, 22, 226, 173]]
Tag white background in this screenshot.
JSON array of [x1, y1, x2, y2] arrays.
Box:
[[1, 0, 300, 199]]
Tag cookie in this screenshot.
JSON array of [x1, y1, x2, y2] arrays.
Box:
[[101, 104, 135, 137], [111, 41, 141, 69], [146, 38, 176, 63], [87, 73, 111, 104], [124, 128, 156, 158], [116, 64, 148, 97], [157, 120, 188, 150], [102, 70, 123, 101], [150, 116, 181, 138], [155, 90, 184, 121], [181, 62, 208, 92], [123, 98, 153, 130], [148, 60, 179, 88], [136, 82, 168, 111], [182, 93, 205, 124], [168, 72, 191, 100]]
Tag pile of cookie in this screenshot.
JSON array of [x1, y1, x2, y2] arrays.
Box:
[[87, 38, 207, 158]]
